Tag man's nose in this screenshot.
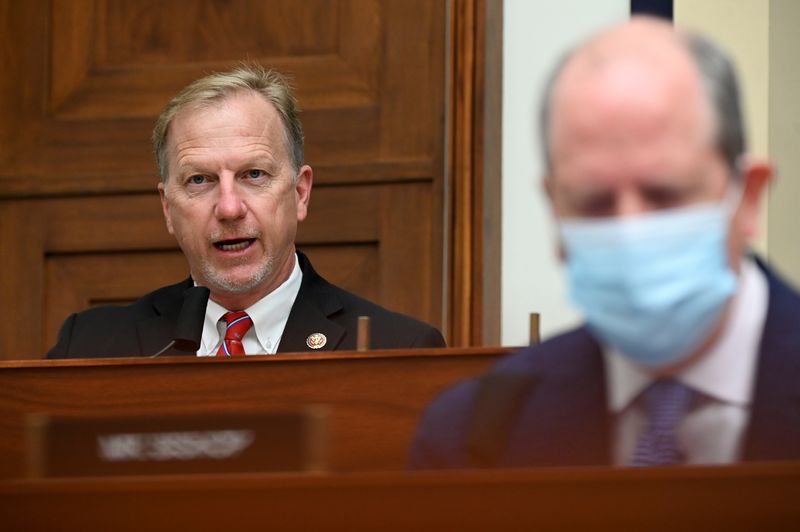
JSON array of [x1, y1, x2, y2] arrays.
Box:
[[616, 192, 648, 217], [214, 178, 247, 220]]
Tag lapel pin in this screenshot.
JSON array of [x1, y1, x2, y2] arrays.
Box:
[[306, 332, 327, 350]]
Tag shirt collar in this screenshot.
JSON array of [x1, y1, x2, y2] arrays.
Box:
[[200, 254, 303, 354], [605, 258, 768, 412]]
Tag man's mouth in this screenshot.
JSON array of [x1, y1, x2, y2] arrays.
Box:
[[214, 238, 256, 251]]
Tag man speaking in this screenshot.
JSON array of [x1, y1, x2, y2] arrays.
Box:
[[48, 65, 444, 358], [411, 18, 800, 467]]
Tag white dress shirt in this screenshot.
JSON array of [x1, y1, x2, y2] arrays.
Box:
[[197, 255, 303, 356], [605, 258, 768, 465]]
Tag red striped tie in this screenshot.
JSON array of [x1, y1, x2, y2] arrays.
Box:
[[216, 311, 253, 357]]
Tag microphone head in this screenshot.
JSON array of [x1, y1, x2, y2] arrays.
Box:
[[173, 286, 210, 352]]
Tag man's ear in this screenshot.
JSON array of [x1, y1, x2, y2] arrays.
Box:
[[295, 164, 313, 222], [543, 174, 555, 202], [543, 174, 564, 218], [542, 174, 568, 261], [735, 158, 773, 240], [157, 181, 175, 235]]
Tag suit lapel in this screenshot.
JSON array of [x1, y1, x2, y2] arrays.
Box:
[[276, 252, 346, 353], [136, 278, 194, 357], [743, 265, 800, 460], [277, 296, 346, 353], [507, 329, 612, 466]]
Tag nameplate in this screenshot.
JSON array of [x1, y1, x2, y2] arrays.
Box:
[[27, 409, 327, 478]]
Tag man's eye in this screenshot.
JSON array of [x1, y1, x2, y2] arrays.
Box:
[[643, 187, 685, 208], [189, 175, 206, 185], [246, 169, 265, 179], [574, 196, 615, 218]]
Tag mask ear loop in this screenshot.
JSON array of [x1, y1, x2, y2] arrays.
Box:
[[721, 159, 752, 270], [722, 157, 746, 219], [722, 184, 744, 218]]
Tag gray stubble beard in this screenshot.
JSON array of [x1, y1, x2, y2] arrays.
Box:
[[198, 254, 274, 295]]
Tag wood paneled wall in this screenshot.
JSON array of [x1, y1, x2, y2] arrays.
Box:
[[0, 0, 499, 358], [448, 0, 503, 347]]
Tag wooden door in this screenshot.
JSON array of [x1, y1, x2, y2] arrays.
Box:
[[0, 0, 448, 358]]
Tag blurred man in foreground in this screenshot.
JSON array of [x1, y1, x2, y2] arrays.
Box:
[[412, 18, 800, 468], [48, 65, 444, 358]]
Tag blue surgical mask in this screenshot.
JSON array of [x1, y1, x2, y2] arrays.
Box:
[[559, 197, 739, 368]]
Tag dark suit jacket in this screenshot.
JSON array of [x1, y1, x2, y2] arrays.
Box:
[[47, 252, 445, 358], [410, 262, 800, 468]]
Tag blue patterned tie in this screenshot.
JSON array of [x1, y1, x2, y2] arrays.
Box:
[[629, 379, 695, 466]]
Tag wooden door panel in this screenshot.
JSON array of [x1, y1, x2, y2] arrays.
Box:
[[43, 194, 171, 253], [0, 0, 446, 359], [44, 251, 190, 351], [3, 0, 445, 193], [95, 0, 339, 64]]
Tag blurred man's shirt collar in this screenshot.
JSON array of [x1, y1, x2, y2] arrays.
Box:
[[606, 257, 767, 411], [606, 257, 767, 465]]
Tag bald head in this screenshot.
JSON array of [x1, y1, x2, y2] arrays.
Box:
[[540, 18, 751, 221], [552, 19, 711, 167], [540, 17, 745, 177]]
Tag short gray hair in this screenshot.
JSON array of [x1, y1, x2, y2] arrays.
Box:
[[539, 29, 746, 176], [153, 64, 304, 182]]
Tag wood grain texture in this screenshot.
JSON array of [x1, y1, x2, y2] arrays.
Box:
[[447, 0, 502, 347], [0, 0, 451, 359], [2, 464, 800, 531], [448, 0, 477, 348], [0, 348, 506, 478], [479, 0, 503, 346], [1, 0, 446, 193], [44, 251, 190, 351]]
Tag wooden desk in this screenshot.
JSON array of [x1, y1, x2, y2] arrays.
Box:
[[2, 463, 799, 531], [0, 348, 506, 478]]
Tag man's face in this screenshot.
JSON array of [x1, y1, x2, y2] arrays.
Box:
[[158, 91, 312, 307], [547, 54, 729, 221], [541, 36, 772, 274], [542, 21, 773, 373]]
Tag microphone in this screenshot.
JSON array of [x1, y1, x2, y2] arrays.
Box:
[[152, 286, 211, 357]]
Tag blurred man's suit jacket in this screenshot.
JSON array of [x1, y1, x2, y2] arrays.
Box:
[[411, 261, 800, 468]]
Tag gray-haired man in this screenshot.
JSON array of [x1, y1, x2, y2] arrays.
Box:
[[49, 65, 444, 358]]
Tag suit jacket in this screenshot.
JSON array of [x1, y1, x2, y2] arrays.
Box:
[[410, 262, 800, 468], [47, 252, 445, 358]]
